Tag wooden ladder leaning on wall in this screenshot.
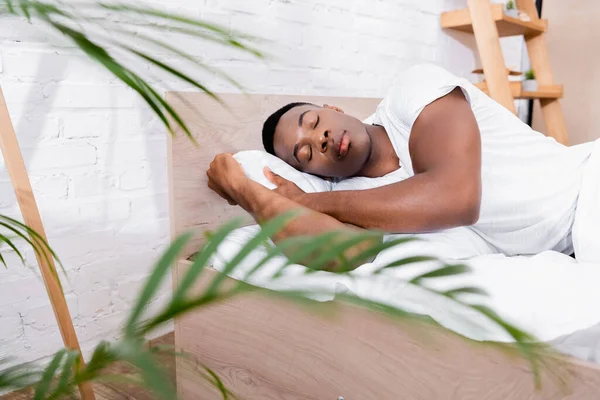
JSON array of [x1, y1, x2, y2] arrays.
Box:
[[441, 0, 569, 145], [0, 87, 95, 399]]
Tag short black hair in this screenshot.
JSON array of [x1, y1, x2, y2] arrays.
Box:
[[262, 102, 314, 156]]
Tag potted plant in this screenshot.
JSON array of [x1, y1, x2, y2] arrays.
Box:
[[505, 0, 519, 18], [523, 68, 538, 91]]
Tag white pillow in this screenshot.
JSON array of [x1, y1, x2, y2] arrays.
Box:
[[332, 167, 409, 191], [233, 150, 332, 193]]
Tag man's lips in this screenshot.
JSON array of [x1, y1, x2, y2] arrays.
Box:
[[337, 132, 350, 159]]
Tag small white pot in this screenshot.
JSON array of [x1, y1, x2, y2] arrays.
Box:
[[504, 8, 519, 18], [522, 80, 538, 92]]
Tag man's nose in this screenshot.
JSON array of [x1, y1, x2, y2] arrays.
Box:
[[317, 130, 329, 153]]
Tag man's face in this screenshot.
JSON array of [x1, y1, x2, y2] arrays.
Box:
[[273, 105, 372, 178]]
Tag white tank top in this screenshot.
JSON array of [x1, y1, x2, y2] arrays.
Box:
[[372, 63, 594, 256]]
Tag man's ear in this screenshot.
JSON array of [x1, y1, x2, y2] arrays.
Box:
[[323, 104, 344, 113]]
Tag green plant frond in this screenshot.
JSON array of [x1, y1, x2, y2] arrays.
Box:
[[0, 233, 25, 269], [443, 286, 488, 298], [172, 218, 244, 305], [263, 231, 343, 278], [273, 232, 543, 373], [0, 215, 64, 277], [5, 0, 15, 13], [203, 212, 299, 297], [204, 367, 229, 400], [399, 266, 548, 380], [0, 1, 65, 19], [373, 255, 439, 274], [339, 289, 550, 382], [242, 236, 303, 280], [113, 340, 177, 400], [107, 27, 246, 92], [284, 231, 346, 262], [1, 216, 549, 396], [344, 235, 418, 267], [128, 22, 264, 61], [33, 350, 67, 400], [304, 230, 383, 272], [74, 341, 118, 383], [524, 69, 536, 80], [347, 279, 492, 335], [336, 292, 426, 321], [176, 355, 241, 400], [136, 74, 196, 140], [141, 280, 246, 335], [45, 20, 184, 136], [92, 3, 266, 59], [47, 350, 79, 400], [0, 358, 43, 392], [0, 233, 26, 265], [146, 344, 190, 360], [341, 285, 549, 374], [140, 218, 243, 335], [31, 2, 71, 18], [409, 263, 471, 284], [128, 48, 219, 101], [125, 232, 193, 336], [0, 1, 265, 143], [96, 3, 234, 38], [19, 1, 30, 20], [470, 304, 545, 386], [61, 21, 198, 143]]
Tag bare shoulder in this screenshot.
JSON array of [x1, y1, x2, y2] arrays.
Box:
[[409, 88, 480, 173], [411, 87, 474, 137]]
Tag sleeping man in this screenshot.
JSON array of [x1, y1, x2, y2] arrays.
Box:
[[206, 63, 598, 267]]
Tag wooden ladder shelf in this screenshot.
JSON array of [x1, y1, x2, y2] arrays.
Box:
[[441, 0, 568, 144]]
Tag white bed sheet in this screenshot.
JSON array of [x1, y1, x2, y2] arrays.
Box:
[[211, 225, 600, 363]]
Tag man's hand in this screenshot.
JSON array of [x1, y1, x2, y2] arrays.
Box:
[[206, 153, 248, 205], [264, 167, 306, 203]]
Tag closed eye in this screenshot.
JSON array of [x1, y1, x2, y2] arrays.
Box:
[[303, 145, 313, 163], [313, 115, 320, 130], [293, 144, 313, 163]]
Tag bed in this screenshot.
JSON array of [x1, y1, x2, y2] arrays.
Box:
[[167, 92, 600, 399]]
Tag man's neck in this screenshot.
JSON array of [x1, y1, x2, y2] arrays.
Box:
[[357, 124, 400, 178]]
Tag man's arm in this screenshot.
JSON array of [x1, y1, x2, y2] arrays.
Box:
[[287, 89, 482, 233], [206, 155, 381, 270]]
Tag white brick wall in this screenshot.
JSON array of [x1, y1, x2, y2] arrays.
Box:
[[0, 0, 523, 367]]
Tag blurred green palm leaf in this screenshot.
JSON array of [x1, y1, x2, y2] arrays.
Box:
[[0, 214, 62, 274], [0, 0, 264, 140], [1, 213, 553, 399]]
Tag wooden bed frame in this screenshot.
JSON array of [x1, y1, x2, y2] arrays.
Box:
[[167, 92, 600, 399]]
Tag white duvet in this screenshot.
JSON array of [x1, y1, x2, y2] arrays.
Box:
[[212, 143, 600, 361], [212, 228, 600, 343]]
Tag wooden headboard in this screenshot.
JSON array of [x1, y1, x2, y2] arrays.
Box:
[[167, 93, 381, 259]]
